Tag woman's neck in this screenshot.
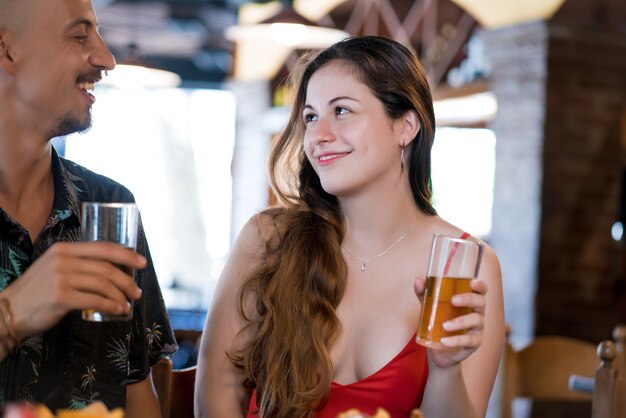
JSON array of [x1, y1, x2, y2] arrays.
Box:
[[339, 189, 426, 250]]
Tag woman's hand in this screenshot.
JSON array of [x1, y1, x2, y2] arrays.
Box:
[[414, 277, 488, 369]]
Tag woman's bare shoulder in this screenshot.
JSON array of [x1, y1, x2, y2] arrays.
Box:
[[421, 216, 465, 238], [235, 209, 283, 249], [426, 216, 484, 242]]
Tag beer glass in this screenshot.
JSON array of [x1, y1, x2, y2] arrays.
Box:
[[81, 202, 138, 322], [416, 234, 484, 348]]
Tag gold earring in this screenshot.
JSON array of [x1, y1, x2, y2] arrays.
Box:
[[400, 140, 406, 171]]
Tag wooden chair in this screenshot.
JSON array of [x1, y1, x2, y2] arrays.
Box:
[[592, 324, 626, 418], [173, 329, 202, 347], [501, 332, 598, 418], [152, 356, 197, 418], [152, 357, 173, 417]]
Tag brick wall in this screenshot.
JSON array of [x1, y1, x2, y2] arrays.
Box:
[[485, 20, 626, 418], [485, 21, 626, 346], [537, 24, 626, 342], [536, 24, 626, 342]]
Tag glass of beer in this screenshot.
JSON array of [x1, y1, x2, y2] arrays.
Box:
[[81, 202, 139, 322], [416, 234, 484, 348]]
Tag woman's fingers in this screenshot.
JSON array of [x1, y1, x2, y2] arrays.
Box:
[[426, 280, 490, 367], [443, 312, 485, 333], [451, 292, 486, 313], [442, 280, 487, 333], [438, 279, 488, 351], [414, 276, 426, 296], [469, 278, 488, 295], [440, 330, 483, 349]]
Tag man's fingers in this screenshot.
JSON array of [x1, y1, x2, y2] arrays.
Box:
[[48, 241, 146, 269], [74, 262, 142, 300], [65, 273, 136, 307], [45, 253, 142, 300], [64, 291, 131, 316]]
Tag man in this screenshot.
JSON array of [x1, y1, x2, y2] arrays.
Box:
[[0, 0, 177, 415]]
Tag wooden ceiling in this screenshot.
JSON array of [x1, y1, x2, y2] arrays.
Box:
[[94, 0, 626, 86]]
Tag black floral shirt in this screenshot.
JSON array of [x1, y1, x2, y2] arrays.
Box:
[[0, 148, 178, 412]]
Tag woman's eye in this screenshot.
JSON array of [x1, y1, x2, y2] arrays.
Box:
[[303, 114, 317, 124], [335, 106, 349, 115]]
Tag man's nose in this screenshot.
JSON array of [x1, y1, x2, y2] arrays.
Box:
[[90, 34, 116, 71]]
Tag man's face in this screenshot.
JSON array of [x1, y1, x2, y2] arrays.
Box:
[[11, 0, 116, 138]]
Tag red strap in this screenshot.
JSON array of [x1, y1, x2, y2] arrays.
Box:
[[443, 232, 470, 276]]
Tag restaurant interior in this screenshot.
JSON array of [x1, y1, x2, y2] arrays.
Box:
[[52, 0, 626, 417]]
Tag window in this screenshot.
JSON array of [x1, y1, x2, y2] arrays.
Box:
[[64, 86, 236, 310], [431, 127, 496, 239]]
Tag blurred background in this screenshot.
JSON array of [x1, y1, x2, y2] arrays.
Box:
[[53, 1, 626, 416]]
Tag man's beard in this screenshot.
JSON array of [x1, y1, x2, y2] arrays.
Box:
[[51, 109, 93, 138]]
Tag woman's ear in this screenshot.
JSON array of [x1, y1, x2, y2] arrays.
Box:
[[399, 109, 421, 146]]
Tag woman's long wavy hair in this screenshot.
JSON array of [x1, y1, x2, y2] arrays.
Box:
[[229, 36, 437, 418]]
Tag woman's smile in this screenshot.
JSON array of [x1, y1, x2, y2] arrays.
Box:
[[317, 151, 351, 166]]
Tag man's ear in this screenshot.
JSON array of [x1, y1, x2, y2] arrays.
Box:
[[399, 109, 421, 146], [0, 31, 17, 75]]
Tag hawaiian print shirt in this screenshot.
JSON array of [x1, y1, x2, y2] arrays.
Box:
[[0, 148, 178, 412]]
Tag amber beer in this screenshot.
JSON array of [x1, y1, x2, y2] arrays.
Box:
[[417, 234, 483, 348], [417, 276, 472, 343]]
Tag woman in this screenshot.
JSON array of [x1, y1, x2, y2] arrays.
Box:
[[196, 36, 504, 418]]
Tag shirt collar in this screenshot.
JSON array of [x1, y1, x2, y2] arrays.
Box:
[[48, 146, 82, 226]]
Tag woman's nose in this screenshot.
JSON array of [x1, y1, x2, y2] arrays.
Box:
[[310, 117, 335, 145]]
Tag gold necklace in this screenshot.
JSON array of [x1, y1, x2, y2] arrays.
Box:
[[342, 232, 410, 272]]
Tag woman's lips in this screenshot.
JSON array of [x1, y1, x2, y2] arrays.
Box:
[[318, 152, 349, 166]]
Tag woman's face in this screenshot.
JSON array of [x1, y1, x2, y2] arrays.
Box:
[[302, 61, 406, 198]]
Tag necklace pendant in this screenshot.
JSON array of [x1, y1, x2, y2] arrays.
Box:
[[361, 263, 367, 272]]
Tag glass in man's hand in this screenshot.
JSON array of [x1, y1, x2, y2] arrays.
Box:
[[80, 202, 138, 322]]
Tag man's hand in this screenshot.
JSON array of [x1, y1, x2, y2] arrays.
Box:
[[1, 241, 145, 340]]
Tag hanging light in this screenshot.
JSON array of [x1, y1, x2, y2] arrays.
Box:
[[228, 2, 347, 49], [450, 0, 567, 29], [293, 0, 349, 22], [225, 0, 348, 81]]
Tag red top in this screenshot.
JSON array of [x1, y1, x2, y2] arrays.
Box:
[[245, 335, 428, 418]]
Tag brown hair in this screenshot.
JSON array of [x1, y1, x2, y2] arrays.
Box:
[[230, 36, 437, 418]]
